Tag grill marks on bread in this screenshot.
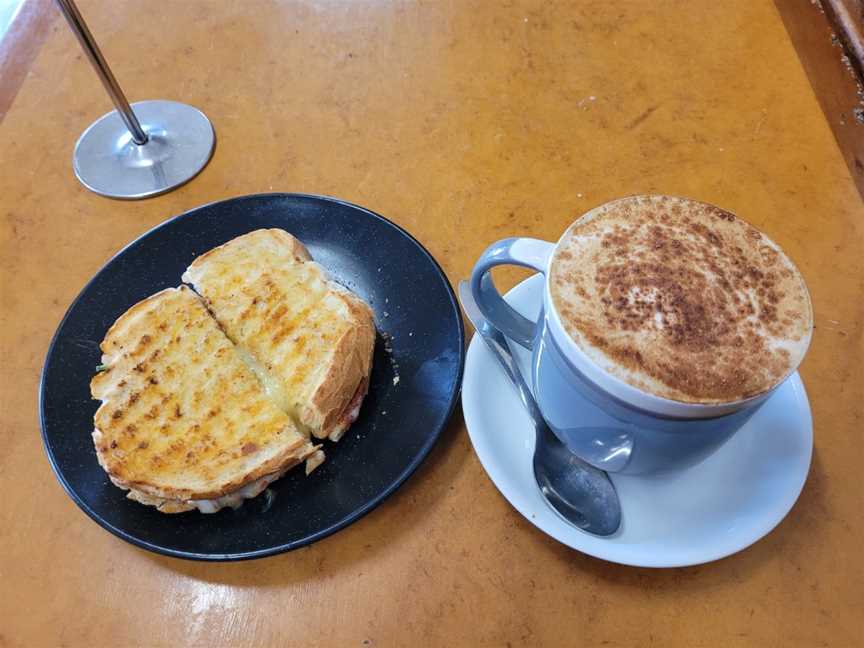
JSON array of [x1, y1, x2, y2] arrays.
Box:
[[183, 229, 376, 441], [90, 287, 314, 504], [91, 230, 375, 513]]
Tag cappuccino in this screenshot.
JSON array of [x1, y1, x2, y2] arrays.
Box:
[[549, 196, 813, 404]]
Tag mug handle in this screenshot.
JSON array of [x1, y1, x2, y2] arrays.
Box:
[[470, 238, 556, 350]]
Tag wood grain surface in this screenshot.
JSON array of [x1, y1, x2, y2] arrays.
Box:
[[1, 1, 862, 646]]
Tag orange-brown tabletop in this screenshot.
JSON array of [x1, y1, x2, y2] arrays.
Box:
[[1, 1, 862, 646]]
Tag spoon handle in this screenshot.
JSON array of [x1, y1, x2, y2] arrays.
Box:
[[459, 282, 546, 425]]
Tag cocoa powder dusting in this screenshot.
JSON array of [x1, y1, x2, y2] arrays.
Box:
[[550, 196, 812, 403]]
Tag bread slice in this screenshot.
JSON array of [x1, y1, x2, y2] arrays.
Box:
[[182, 229, 375, 442], [90, 286, 323, 513]]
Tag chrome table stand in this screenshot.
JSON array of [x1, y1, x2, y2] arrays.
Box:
[[57, 0, 215, 199]]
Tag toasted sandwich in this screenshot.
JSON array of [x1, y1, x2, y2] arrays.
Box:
[[183, 229, 376, 442], [90, 286, 324, 513]]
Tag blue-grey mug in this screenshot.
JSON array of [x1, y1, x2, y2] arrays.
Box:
[[469, 229, 810, 475]]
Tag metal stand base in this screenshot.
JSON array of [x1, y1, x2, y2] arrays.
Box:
[[73, 100, 215, 200]]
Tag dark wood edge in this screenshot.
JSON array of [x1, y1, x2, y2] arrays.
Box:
[[775, 0, 864, 199], [824, 0, 864, 80]]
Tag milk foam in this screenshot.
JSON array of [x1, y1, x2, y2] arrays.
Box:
[[549, 196, 813, 404]]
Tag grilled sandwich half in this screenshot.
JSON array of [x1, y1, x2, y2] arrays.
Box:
[[90, 286, 324, 513], [183, 229, 376, 442]]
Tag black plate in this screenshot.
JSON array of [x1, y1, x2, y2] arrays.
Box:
[[39, 193, 464, 561]]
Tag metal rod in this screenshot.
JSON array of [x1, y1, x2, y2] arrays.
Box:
[[55, 0, 148, 145]]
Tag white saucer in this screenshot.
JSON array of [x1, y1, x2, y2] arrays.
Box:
[[462, 274, 813, 568]]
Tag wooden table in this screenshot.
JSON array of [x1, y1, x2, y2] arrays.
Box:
[[1, 1, 862, 645]]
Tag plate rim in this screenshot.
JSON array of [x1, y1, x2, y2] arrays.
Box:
[[38, 192, 465, 561], [462, 273, 813, 568]]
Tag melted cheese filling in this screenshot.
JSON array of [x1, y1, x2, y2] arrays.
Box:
[[236, 347, 292, 414]]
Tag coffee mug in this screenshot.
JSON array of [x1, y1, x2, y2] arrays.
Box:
[[469, 200, 811, 475]]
